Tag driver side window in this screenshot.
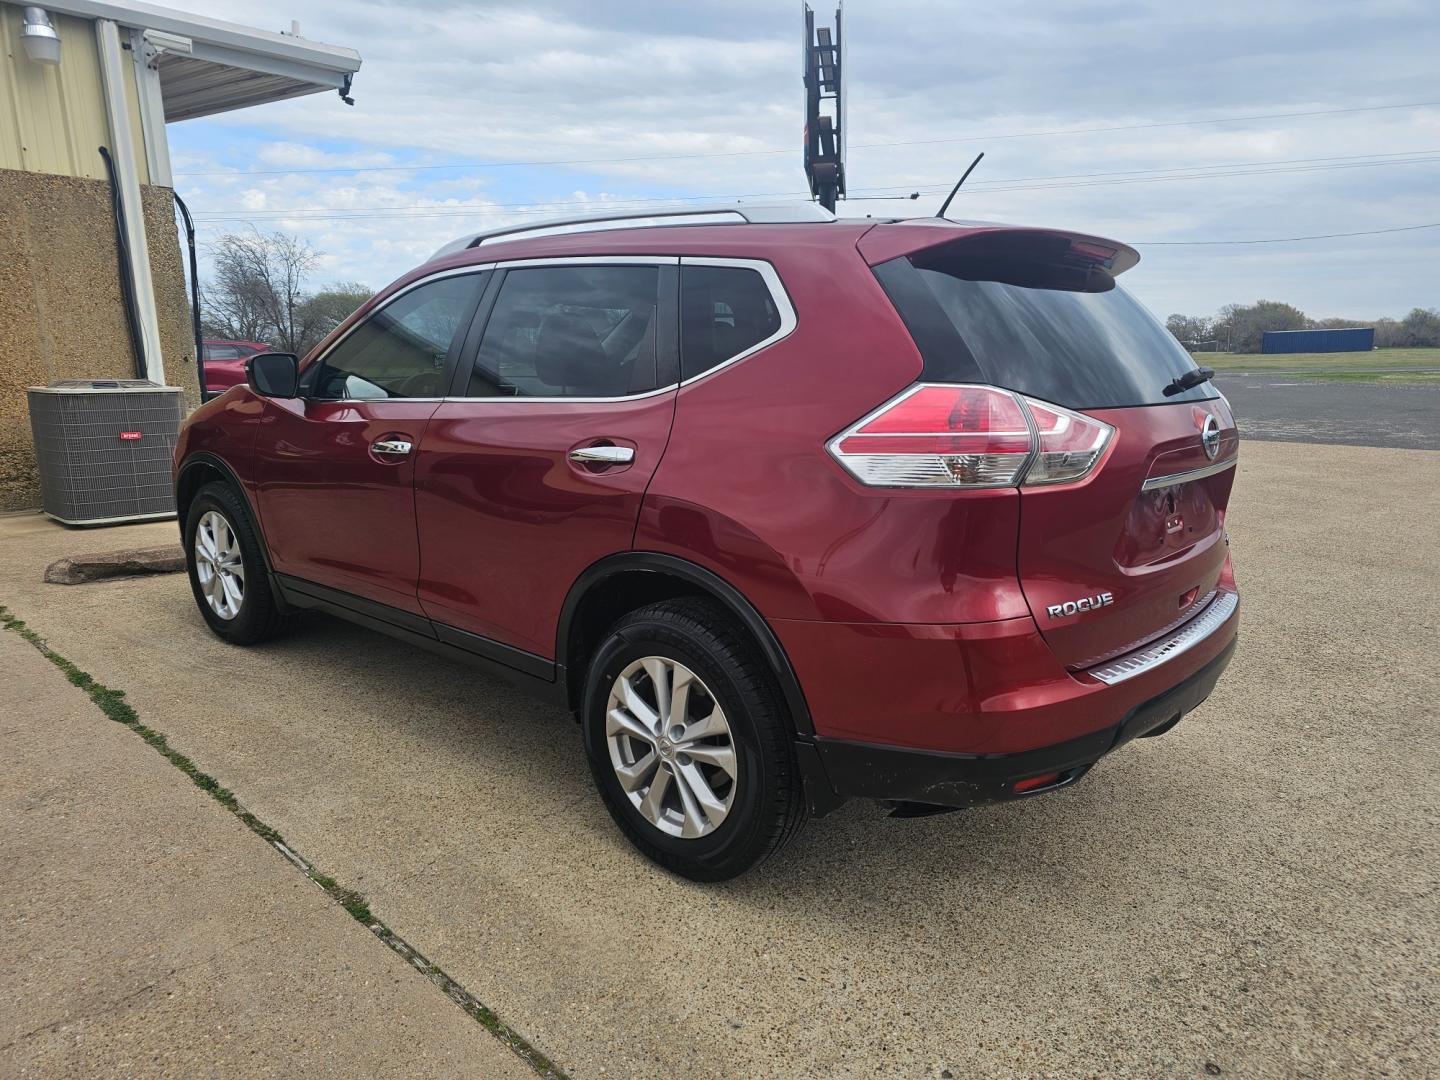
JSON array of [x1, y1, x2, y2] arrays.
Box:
[[313, 274, 483, 400]]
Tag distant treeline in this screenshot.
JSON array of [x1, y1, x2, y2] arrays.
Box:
[[1166, 302, 1440, 353]]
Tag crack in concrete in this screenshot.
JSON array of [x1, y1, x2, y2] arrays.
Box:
[[0, 982, 162, 1052], [0, 604, 569, 1080]]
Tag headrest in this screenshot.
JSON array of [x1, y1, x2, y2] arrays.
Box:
[[533, 312, 614, 394]]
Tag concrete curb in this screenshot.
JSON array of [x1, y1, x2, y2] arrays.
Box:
[[44, 544, 185, 584]]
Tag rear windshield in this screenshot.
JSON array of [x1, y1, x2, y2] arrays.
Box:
[[873, 252, 1215, 409]]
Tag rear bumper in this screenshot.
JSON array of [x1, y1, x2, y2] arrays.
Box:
[[806, 635, 1236, 810]]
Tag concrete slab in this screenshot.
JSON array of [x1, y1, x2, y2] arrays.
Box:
[[1, 441, 1435, 1077], [0, 597, 533, 1078]]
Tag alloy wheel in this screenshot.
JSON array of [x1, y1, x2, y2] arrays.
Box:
[[605, 656, 738, 839], [194, 509, 245, 620]]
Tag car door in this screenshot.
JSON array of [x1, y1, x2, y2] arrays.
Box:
[[413, 258, 679, 660], [253, 270, 488, 615]]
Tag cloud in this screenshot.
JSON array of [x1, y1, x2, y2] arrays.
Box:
[[165, 0, 1440, 317]]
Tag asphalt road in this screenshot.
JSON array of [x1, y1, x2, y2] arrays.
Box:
[[1, 439, 1436, 1078], [1216, 373, 1440, 449]]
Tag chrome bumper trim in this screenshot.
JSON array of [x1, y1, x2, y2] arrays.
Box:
[[1141, 457, 1237, 491], [1087, 590, 1238, 686]]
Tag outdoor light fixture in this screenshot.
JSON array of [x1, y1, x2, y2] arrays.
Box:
[[21, 7, 61, 64]]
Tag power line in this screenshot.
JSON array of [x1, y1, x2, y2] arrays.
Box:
[[173, 99, 1440, 178], [190, 149, 1440, 216], [188, 152, 1440, 221], [1133, 222, 1440, 245]]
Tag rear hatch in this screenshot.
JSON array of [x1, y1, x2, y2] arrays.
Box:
[[865, 224, 1238, 669]]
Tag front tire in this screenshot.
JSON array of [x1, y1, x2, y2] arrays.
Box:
[[582, 598, 807, 881], [184, 481, 284, 645]]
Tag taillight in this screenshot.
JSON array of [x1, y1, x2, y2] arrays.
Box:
[[829, 385, 1032, 487], [827, 383, 1113, 489], [1021, 398, 1113, 485]]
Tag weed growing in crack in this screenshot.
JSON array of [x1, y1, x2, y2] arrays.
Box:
[[0, 603, 567, 1079]]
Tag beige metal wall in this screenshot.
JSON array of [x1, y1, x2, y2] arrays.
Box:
[[0, 4, 149, 182]]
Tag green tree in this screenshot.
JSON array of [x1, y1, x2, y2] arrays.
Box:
[[1213, 300, 1307, 353], [295, 283, 373, 356]]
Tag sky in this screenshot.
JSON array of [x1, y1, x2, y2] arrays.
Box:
[[165, 0, 1440, 322]]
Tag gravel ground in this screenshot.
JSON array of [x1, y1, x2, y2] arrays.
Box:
[[1215, 374, 1440, 449], [0, 439, 1436, 1078]]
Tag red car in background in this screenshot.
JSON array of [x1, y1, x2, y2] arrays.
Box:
[[201, 340, 271, 394]]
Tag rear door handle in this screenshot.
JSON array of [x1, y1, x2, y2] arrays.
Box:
[[569, 445, 634, 465], [372, 438, 413, 455]]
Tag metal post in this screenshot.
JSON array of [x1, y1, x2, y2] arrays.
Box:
[[95, 17, 166, 385], [132, 28, 173, 188]]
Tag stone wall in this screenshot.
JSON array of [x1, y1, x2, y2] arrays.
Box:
[[0, 169, 196, 511]]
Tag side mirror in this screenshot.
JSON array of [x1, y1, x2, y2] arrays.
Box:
[[246, 352, 300, 398]]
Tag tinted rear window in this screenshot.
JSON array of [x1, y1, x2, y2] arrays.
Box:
[[874, 254, 1215, 409]]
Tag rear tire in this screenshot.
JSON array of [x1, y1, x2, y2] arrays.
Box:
[[183, 481, 285, 645], [582, 598, 807, 881]]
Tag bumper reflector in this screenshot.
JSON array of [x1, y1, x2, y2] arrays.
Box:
[[1012, 772, 1063, 794]]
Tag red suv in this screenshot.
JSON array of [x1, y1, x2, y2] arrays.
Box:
[[174, 205, 1239, 880]]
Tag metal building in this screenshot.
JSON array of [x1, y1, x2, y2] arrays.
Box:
[[1261, 328, 1376, 354], [0, 0, 361, 510]]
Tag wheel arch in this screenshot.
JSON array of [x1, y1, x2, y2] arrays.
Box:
[[175, 452, 278, 578], [557, 552, 814, 737]]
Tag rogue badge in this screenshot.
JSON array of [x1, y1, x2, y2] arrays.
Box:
[[1046, 592, 1115, 619]]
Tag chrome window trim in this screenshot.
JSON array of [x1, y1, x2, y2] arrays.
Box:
[[429, 255, 795, 404], [1140, 457, 1237, 492], [312, 255, 795, 405], [440, 386, 676, 406], [1086, 590, 1238, 686]]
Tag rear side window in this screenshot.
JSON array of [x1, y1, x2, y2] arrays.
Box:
[[204, 345, 239, 361], [467, 265, 663, 398], [874, 251, 1215, 409], [314, 274, 481, 400], [680, 265, 782, 380]]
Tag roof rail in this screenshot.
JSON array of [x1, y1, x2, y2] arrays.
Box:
[[430, 202, 835, 260]]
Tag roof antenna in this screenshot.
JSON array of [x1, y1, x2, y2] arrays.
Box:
[[936, 152, 985, 219]]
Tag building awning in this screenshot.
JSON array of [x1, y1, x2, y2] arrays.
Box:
[[32, 0, 361, 121]]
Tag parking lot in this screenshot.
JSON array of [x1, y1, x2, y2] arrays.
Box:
[[2, 438, 1437, 1078], [1215, 373, 1440, 449]]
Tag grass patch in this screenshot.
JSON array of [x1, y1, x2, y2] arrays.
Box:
[[1193, 347, 1440, 372], [0, 603, 568, 1080]]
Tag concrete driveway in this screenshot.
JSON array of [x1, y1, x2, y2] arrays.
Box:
[[1, 439, 1436, 1078]]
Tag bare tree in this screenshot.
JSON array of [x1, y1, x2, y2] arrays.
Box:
[[202, 229, 320, 352]]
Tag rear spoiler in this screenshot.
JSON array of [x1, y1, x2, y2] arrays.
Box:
[[857, 220, 1140, 278]]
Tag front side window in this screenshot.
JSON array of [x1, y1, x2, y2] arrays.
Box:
[[313, 274, 481, 400], [680, 265, 782, 380], [467, 265, 663, 398]]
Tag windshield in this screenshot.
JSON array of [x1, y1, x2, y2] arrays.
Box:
[[874, 254, 1216, 409]]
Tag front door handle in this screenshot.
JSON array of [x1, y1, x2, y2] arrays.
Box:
[[372, 438, 413, 456], [569, 445, 634, 465]]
